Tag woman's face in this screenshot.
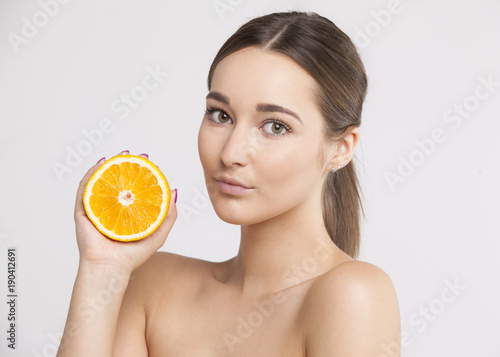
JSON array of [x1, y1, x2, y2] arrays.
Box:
[[198, 46, 337, 225]]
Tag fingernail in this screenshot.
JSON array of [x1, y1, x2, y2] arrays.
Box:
[[140, 153, 149, 159], [96, 157, 106, 164], [120, 150, 129, 155], [174, 189, 178, 204]]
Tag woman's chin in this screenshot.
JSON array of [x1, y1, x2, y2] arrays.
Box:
[[213, 208, 256, 226], [208, 194, 259, 225]]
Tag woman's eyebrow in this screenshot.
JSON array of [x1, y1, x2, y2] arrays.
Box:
[[206, 92, 302, 124], [256, 103, 302, 124], [206, 91, 230, 104]]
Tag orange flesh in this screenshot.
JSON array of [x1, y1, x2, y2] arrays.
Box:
[[89, 163, 164, 235]]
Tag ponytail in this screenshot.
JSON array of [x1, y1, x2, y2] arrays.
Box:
[[322, 160, 364, 259]]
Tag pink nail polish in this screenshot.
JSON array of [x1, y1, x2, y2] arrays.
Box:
[[174, 189, 178, 204], [96, 157, 105, 164], [140, 153, 149, 158]]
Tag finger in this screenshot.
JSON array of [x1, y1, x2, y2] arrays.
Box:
[[162, 189, 178, 225], [139, 153, 149, 160], [74, 157, 106, 217], [117, 150, 130, 156]]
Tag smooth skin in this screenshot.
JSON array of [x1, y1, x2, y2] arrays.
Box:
[[57, 47, 400, 356]]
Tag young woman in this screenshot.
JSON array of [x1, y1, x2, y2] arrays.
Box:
[[58, 11, 400, 356]]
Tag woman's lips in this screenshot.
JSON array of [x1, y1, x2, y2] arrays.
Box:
[[215, 177, 253, 195]]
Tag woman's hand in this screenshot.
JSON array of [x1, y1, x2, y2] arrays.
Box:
[[57, 151, 176, 357], [73, 150, 178, 275]]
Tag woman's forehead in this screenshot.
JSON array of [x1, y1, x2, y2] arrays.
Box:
[[210, 47, 318, 109]]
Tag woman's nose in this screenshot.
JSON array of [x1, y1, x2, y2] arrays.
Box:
[[220, 125, 262, 167]]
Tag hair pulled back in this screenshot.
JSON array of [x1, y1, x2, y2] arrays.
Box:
[[207, 11, 367, 258]]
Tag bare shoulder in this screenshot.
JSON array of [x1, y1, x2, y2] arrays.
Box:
[[303, 260, 399, 318], [309, 260, 397, 299], [127, 251, 216, 299], [132, 251, 213, 281], [114, 252, 214, 355], [134, 251, 208, 275], [302, 260, 401, 356]]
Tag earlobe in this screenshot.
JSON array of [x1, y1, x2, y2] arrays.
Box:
[[330, 164, 342, 173]]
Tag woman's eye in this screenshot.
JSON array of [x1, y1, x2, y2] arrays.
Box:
[[206, 109, 232, 124], [216, 111, 231, 123], [262, 121, 291, 136]]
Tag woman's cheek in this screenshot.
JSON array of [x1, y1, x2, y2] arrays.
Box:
[[258, 144, 300, 181], [198, 125, 216, 167], [264, 143, 322, 197]]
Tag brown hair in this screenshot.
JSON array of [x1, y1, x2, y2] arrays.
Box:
[[207, 11, 367, 258]]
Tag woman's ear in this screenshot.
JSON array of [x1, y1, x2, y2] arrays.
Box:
[[327, 126, 359, 171]]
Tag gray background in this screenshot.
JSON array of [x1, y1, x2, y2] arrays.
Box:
[[1, 0, 499, 355]]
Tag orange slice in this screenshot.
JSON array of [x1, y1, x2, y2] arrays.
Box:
[[83, 155, 170, 242]]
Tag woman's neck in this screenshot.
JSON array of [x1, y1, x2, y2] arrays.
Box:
[[225, 193, 349, 298]]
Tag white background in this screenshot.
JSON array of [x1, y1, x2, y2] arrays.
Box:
[[1, 0, 499, 356]]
